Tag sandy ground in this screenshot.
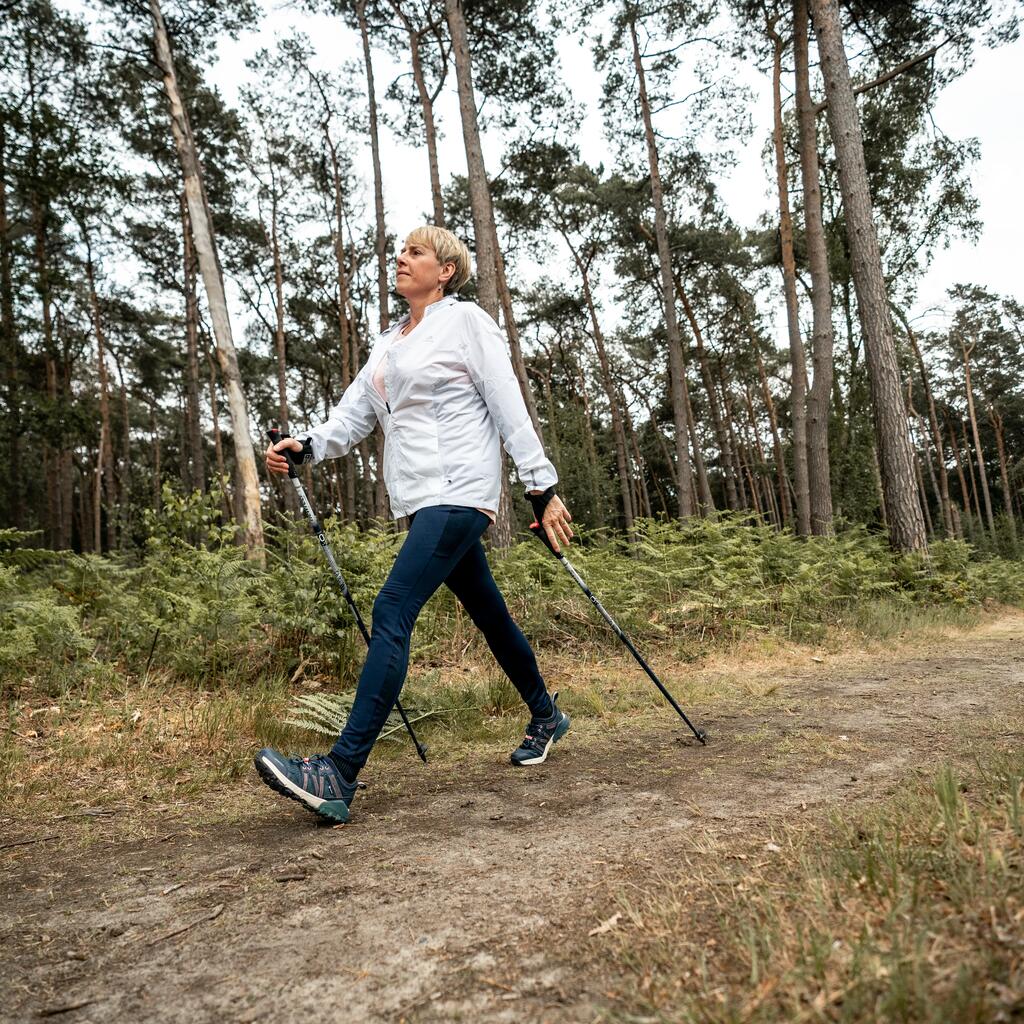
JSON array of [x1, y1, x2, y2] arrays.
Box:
[[2, 613, 1023, 1023]]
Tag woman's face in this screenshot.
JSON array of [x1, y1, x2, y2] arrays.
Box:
[[395, 238, 453, 301]]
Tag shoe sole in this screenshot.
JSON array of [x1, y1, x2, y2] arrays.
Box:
[[511, 712, 571, 767], [254, 754, 350, 824]]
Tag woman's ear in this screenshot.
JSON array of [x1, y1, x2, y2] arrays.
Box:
[[438, 260, 456, 290]]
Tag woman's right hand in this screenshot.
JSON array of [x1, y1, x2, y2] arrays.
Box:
[[266, 437, 302, 475]]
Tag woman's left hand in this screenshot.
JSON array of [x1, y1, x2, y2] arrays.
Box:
[[540, 494, 573, 554]]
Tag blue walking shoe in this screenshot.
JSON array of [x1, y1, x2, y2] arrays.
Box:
[[510, 693, 571, 767], [254, 748, 357, 823]]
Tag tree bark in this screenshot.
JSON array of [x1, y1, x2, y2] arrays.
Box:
[[989, 405, 1016, 538], [768, 15, 811, 535], [574, 248, 634, 537], [82, 227, 117, 551], [794, 0, 835, 535], [0, 122, 21, 529], [960, 339, 995, 534], [754, 342, 793, 526], [388, 1, 446, 226], [676, 279, 739, 509], [357, 0, 391, 332], [149, 0, 263, 559], [445, 0, 498, 318], [898, 311, 954, 537], [810, 0, 927, 552], [947, 416, 970, 522], [180, 194, 206, 494], [628, 16, 695, 517]]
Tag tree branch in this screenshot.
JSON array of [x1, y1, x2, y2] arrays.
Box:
[[813, 42, 943, 115]]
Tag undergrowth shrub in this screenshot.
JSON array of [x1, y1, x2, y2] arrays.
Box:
[[2, 506, 1023, 693]]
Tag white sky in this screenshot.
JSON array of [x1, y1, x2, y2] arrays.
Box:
[[207, 6, 1023, 354]]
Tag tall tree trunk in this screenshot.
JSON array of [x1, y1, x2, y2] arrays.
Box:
[[960, 340, 996, 534], [268, 190, 289, 432], [0, 122, 22, 529], [946, 416, 970, 523], [388, 2, 446, 226], [687, 387, 713, 512], [898, 311, 953, 536], [202, 328, 231, 520], [445, 0, 498, 318], [82, 226, 117, 551], [628, 18, 695, 517], [575, 250, 634, 537], [357, 0, 391, 331], [810, 0, 926, 552], [794, 0, 835, 535], [768, 15, 811, 535], [322, 127, 358, 521], [754, 344, 793, 526], [960, 417, 983, 525], [181, 194, 206, 494], [676, 279, 739, 509], [149, 0, 264, 559], [576, 363, 605, 526], [989, 406, 1016, 538]]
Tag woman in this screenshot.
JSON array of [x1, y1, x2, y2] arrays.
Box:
[[256, 226, 574, 824]]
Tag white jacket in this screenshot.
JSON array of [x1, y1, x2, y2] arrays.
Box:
[[303, 295, 557, 518]]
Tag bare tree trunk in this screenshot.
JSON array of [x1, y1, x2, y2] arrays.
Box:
[[960, 417, 983, 525], [576, 363, 605, 526], [356, 0, 391, 334], [687, 387, 713, 512], [149, 0, 263, 559], [267, 191, 289, 431], [83, 229, 117, 551], [795, 0, 835, 535], [947, 416, 970, 523], [389, 2, 446, 226], [810, 0, 926, 552], [898, 312, 954, 537], [755, 347, 793, 526], [180, 194, 205, 494], [0, 122, 22, 528], [201, 328, 231, 520], [575, 250, 634, 536], [676, 280, 739, 509], [989, 406, 1016, 538], [445, 0, 498, 318], [768, 15, 811, 535], [960, 339, 995, 534], [628, 18, 695, 517]]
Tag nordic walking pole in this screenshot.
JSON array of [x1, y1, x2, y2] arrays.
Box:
[[268, 429, 429, 763], [529, 522, 707, 745]]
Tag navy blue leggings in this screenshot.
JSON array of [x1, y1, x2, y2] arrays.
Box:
[[330, 505, 551, 777]]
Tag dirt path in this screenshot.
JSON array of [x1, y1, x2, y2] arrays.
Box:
[[3, 614, 1023, 1024]]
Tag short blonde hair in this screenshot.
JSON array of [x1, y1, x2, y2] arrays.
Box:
[[405, 226, 472, 295]]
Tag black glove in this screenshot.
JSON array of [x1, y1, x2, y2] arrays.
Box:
[[526, 485, 557, 524], [295, 436, 315, 465]]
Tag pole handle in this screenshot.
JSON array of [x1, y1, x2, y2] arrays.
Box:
[[528, 521, 558, 555], [267, 427, 298, 479]]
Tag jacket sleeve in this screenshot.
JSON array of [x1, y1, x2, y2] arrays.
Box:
[[303, 364, 379, 464], [460, 305, 558, 492]]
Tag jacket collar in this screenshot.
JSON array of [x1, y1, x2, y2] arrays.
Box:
[[385, 294, 457, 337]]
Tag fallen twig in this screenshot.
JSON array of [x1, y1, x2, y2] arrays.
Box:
[[147, 903, 224, 946], [1, 835, 59, 852], [38, 998, 96, 1017]]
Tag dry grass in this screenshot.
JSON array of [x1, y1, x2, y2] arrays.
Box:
[[595, 737, 1024, 1023], [0, 604, 1006, 820]]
